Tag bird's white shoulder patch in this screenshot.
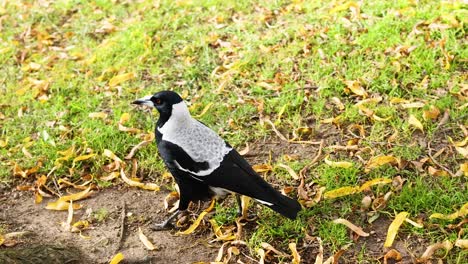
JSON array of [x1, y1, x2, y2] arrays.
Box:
[[159, 101, 232, 176]]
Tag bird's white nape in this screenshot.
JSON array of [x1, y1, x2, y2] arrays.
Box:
[[158, 101, 191, 134]]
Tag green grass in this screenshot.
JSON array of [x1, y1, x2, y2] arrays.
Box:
[[1, 0, 467, 262]]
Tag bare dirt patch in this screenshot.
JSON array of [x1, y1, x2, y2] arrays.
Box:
[[0, 187, 218, 263]]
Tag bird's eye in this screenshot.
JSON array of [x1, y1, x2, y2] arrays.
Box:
[[154, 98, 162, 105]]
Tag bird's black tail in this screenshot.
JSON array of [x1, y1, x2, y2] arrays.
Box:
[[264, 191, 302, 219]]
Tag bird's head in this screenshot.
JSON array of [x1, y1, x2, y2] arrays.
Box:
[[132, 91, 189, 124]]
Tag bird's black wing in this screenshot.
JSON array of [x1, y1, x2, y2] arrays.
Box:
[[193, 147, 302, 219]]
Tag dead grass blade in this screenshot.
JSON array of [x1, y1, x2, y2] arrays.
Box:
[[333, 218, 369, 237]]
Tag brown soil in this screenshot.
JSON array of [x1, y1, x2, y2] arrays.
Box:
[[0, 187, 218, 264]]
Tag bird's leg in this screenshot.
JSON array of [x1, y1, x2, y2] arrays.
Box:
[[235, 194, 243, 217], [151, 210, 182, 231]]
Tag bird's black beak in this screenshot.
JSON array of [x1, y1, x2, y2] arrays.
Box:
[[132, 95, 154, 107]]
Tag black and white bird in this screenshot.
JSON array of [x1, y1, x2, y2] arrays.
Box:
[[132, 91, 301, 229]]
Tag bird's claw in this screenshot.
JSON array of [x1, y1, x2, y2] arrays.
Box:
[[150, 222, 173, 231]]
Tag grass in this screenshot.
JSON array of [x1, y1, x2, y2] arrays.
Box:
[[1, 0, 467, 262]]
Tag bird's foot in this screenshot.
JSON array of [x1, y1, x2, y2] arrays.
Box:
[[150, 221, 174, 231], [150, 209, 181, 231]]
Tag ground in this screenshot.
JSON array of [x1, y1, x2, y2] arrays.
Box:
[[0, 187, 218, 263]]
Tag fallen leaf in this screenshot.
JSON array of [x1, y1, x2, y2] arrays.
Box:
[[384, 212, 408, 248], [324, 186, 359, 199], [454, 146, 468, 158], [277, 163, 299, 180], [252, 164, 273, 173], [261, 242, 288, 257], [333, 218, 369, 237], [119, 113, 130, 124], [104, 149, 123, 163], [46, 200, 83, 210], [455, 239, 468, 249], [418, 240, 453, 262], [177, 199, 215, 235], [88, 112, 108, 119], [57, 186, 93, 202], [359, 178, 392, 191], [423, 106, 440, 120], [72, 153, 96, 165], [408, 114, 424, 131], [383, 249, 402, 264], [109, 72, 135, 87], [120, 169, 159, 191], [365, 155, 399, 172], [109, 252, 124, 264], [324, 155, 353, 168], [195, 102, 214, 118], [401, 102, 425, 109], [289, 243, 301, 264], [138, 227, 157, 250], [344, 80, 367, 97], [430, 202, 467, 220], [428, 166, 449, 177]]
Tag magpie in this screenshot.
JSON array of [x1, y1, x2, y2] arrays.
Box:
[[132, 91, 301, 229]]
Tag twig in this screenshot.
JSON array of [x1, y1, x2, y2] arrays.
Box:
[[116, 201, 126, 253], [427, 141, 455, 177], [263, 119, 288, 141]]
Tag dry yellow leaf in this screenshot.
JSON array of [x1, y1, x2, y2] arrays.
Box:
[[459, 163, 468, 177], [427, 166, 449, 177], [120, 169, 160, 191], [88, 112, 108, 119], [277, 163, 299, 180], [58, 186, 93, 202], [109, 252, 124, 264], [261, 242, 288, 257], [177, 199, 215, 235], [455, 146, 468, 158], [408, 114, 423, 131], [401, 102, 425, 109], [252, 164, 273, 173], [384, 212, 408, 247], [119, 113, 130, 124], [195, 102, 214, 118], [384, 249, 402, 263], [333, 218, 369, 237], [109, 72, 135, 87], [289, 243, 301, 264], [448, 136, 468, 147], [330, 1, 359, 13], [209, 219, 236, 242], [344, 80, 367, 97], [418, 240, 453, 262], [103, 149, 123, 163], [429, 202, 467, 220], [324, 155, 353, 168], [46, 200, 83, 210], [455, 239, 468, 249], [324, 186, 359, 199], [72, 153, 96, 164], [365, 155, 398, 172], [138, 227, 157, 250], [0, 138, 8, 148], [390, 98, 410, 104], [359, 178, 392, 191], [423, 106, 440, 120], [241, 195, 251, 219]]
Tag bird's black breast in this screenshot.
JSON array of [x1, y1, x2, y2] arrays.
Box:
[[156, 130, 210, 173]]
